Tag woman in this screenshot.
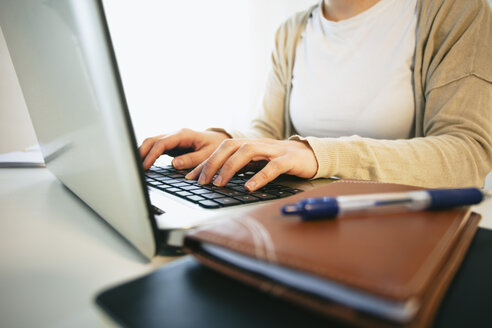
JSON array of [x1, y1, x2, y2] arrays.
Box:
[[140, 0, 492, 191]]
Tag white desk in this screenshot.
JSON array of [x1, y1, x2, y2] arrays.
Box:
[[0, 168, 176, 328], [1, 167, 492, 328]]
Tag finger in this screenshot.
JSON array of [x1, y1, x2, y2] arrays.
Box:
[[245, 158, 290, 191], [142, 133, 193, 170], [185, 161, 206, 180], [172, 146, 214, 169], [197, 139, 242, 185], [139, 135, 164, 158], [213, 144, 274, 186]]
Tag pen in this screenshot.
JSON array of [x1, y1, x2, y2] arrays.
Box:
[[281, 188, 492, 221]]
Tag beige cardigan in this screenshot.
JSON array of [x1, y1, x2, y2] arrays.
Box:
[[213, 0, 492, 188]]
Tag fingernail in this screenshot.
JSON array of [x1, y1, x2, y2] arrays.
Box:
[[185, 173, 193, 180], [245, 180, 256, 191], [213, 176, 223, 186], [198, 175, 207, 185]]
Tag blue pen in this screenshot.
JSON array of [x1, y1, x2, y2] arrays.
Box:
[[281, 188, 492, 221]]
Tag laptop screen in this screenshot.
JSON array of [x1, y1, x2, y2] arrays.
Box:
[[0, 0, 158, 258]]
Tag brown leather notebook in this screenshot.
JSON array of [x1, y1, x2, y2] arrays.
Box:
[[183, 180, 481, 328]]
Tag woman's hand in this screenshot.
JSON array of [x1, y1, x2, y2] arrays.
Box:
[[185, 138, 318, 191], [139, 128, 229, 170]]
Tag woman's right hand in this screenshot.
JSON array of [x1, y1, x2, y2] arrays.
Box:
[[139, 128, 229, 170]]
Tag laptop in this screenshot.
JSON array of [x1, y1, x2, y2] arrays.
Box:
[[0, 0, 334, 259]]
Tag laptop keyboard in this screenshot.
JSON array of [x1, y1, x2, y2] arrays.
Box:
[[145, 165, 303, 209]]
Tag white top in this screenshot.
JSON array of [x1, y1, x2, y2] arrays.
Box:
[[290, 0, 417, 139]]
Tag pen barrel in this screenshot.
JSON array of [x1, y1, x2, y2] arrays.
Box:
[[427, 188, 483, 210], [336, 191, 431, 216]]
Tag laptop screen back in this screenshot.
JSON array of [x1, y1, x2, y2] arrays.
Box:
[[0, 0, 158, 258]]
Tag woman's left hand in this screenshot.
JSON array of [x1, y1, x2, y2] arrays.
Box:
[[185, 138, 318, 191]]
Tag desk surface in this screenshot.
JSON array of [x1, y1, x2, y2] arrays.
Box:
[[0, 168, 174, 327], [1, 167, 492, 328]]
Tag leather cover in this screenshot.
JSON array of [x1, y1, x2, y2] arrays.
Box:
[[184, 180, 481, 328]]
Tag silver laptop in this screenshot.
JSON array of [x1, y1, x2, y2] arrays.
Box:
[[0, 0, 334, 259]]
